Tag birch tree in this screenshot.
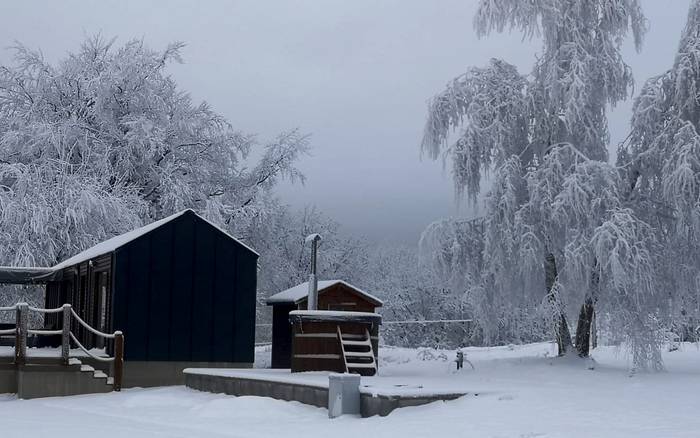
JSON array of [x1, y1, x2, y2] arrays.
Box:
[[622, 0, 700, 347], [421, 0, 651, 359]]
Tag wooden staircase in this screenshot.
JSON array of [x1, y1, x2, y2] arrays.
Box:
[[0, 355, 115, 399], [337, 327, 377, 376], [0, 302, 124, 399]]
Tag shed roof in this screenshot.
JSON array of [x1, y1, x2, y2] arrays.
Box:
[[266, 280, 383, 306], [52, 209, 258, 271]]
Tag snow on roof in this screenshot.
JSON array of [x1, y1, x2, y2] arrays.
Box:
[[266, 280, 383, 306], [289, 309, 382, 324], [52, 209, 258, 271], [0, 266, 55, 284], [289, 310, 381, 318]]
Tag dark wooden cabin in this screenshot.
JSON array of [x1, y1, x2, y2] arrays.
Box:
[[43, 209, 259, 367], [266, 280, 382, 369]]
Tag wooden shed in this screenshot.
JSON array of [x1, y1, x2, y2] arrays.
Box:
[[41, 209, 259, 384], [266, 280, 382, 369]]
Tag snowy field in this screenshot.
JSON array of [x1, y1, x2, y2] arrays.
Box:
[[1, 342, 699, 438]]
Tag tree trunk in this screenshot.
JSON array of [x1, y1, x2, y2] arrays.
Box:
[[575, 259, 600, 357], [575, 298, 595, 357], [545, 252, 573, 355]]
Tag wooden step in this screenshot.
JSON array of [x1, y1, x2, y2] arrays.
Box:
[[337, 326, 377, 376], [342, 339, 371, 346], [344, 351, 374, 358], [346, 362, 376, 369], [340, 333, 366, 340]]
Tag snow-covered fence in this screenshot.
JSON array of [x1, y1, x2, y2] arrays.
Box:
[[255, 323, 272, 346], [380, 319, 476, 349], [0, 303, 124, 391], [255, 319, 478, 349]]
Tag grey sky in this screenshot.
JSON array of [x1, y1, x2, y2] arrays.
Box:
[[0, 0, 690, 244]]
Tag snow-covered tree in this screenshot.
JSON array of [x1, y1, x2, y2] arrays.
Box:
[[0, 36, 309, 269], [421, 1, 656, 362], [252, 205, 371, 303], [418, 216, 551, 347], [250, 205, 373, 334], [621, 0, 700, 348]]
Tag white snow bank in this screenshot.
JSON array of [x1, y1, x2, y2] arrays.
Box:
[[2, 342, 700, 437]]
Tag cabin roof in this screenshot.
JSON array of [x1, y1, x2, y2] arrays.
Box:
[[52, 209, 258, 271], [0, 266, 55, 284], [266, 280, 383, 306]]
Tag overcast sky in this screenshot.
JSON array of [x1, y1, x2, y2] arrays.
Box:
[[0, 0, 691, 244]]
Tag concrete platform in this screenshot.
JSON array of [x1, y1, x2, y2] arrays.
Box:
[[184, 368, 468, 417], [1, 347, 252, 389]]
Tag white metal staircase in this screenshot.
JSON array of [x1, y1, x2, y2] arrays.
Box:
[[337, 327, 377, 376]]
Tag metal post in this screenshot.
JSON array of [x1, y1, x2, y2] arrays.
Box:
[[305, 233, 322, 311], [113, 331, 124, 391], [62, 304, 71, 365], [14, 305, 21, 364], [15, 303, 28, 365]]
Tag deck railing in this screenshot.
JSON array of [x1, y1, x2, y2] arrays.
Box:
[[0, 302, 124, 391]]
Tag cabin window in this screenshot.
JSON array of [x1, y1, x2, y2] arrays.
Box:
[[99, 283, 107, 331], [328, 302, 357, 311]]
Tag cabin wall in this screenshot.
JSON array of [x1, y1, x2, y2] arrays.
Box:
[[111, 212, 258, 363], [271, 304, 296, 368], [269, 283, 381, 369], [298, 283, 378, 313]]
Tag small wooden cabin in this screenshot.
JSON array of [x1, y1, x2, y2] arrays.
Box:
[[266, 280, 382, 369], [42, 209, 259, 382]]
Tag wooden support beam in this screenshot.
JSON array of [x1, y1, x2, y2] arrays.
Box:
[[113, 331, 124, 392]]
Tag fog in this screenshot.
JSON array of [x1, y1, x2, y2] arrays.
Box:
[[0, 0, 690, 243]]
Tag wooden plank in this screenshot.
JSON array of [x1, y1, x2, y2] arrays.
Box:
[[233, 250, 256, 363], [191, 221, 215, 362], [212, 231, 235, 362], [170, 214, 194, 361], [111, 250, 130, 357], [293, 354, 341, 359], [271, 304, 294, 369], [125, 236, 150, 359], [147, 223, 173, 360]]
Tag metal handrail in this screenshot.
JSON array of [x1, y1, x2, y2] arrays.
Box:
[[0, 328, 16, 335], [70, 308, 115, 339], [0, 305, 17, 312]]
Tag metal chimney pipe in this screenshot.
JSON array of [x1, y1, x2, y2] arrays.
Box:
[[305, 233, 322, 310]]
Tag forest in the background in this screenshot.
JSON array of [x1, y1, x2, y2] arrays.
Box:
[[0, 37, 472, 348], [3, 1, 700, 370]]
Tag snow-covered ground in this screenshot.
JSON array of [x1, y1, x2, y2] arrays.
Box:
[[1, 342, 699, 437]]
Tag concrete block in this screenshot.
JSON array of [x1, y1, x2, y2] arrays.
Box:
[[328, 373, 360, 418], [122, 361, 252, 388], [0, 364, 17, 394]]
